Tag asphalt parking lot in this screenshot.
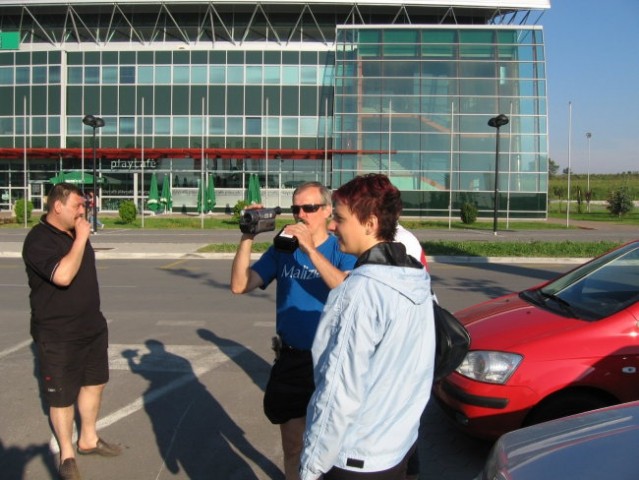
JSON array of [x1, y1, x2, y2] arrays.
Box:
[[0, 246, 575, 479]]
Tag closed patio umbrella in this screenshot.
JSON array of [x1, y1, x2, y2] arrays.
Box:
[[147, 172, 161, 213], [160, 174, 172, 213], [196, 177, 206, 213], [246, 174, 262, 205], [206, 174, 216, 212]]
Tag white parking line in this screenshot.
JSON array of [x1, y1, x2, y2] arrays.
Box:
[[49, 342, 245, 454]]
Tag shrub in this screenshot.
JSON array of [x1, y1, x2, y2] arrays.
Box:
[[233, 200, 248, 222], [118, 200, 137, 224], [460, 202, 478, 224], [606, 188, 634, 217], [14, 198, 34, 222]]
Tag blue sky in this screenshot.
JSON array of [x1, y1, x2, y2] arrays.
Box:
[[542, 0, 639, 173]]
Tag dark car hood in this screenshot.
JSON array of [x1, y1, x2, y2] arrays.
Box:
[[483, 401, 639, 479], [455, 292, 582, 351]]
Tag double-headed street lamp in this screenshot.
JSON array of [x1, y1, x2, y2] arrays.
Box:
[[488, 114, 509, 235], [82, 114, 105, 232]]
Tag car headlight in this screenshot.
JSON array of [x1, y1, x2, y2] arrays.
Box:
[[456, 351, 523, 384]]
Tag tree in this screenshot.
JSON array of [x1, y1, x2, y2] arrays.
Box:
[[606, 187, 634, 217], [562, 167, 573, 175], [548, 158, 559, 178]]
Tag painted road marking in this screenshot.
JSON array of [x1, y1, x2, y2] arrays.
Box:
[[49, 342, 246, 454]]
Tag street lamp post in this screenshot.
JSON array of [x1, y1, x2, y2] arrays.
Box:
[[586, 132, 592, 212], [488, 114, 509, 235], [82, 115, 105, 232]]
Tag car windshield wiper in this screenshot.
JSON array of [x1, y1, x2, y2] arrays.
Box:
[[539, 291, 581, 319]]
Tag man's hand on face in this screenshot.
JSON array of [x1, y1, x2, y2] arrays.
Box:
[[74, 215, 92, 241]]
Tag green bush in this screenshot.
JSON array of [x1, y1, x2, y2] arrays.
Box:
[[606, 188, 634, 217], [460, 202, 478, 224], [118, 200, 137, 224], [233, 200, 248, 222], [14, 198, 34, 222]]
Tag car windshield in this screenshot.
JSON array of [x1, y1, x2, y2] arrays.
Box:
[[529, 242, 639, 321]]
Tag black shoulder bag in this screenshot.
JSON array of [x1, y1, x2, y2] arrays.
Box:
[[432, 299, 471, 382]]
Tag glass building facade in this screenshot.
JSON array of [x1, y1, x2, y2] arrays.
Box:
[[0, 2, 549, 218]]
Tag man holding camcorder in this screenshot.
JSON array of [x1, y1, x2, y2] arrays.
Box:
[[230, 181, 356, 480]]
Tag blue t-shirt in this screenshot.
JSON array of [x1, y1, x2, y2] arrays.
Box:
[[251, 234, 356, 350]]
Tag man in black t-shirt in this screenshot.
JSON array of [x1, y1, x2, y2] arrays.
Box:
[[23, 183, 121, 480]]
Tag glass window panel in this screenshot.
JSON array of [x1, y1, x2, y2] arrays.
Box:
[[265, 116, 279, 135], [84, 67, 99, 84], [33, 66, 47, 84], [264, 66, 280, 84], [173, 66, 189, 84], [209, 117, 224, 135], [48, 117, 60, 134], [459, 45, 494, 59], [49, 66, 61, 83], [227, 117, 243, 135], [282, 66, 299, 85], [300, 117, 317, 136], [459, 79, 496, 96], [227, 66, 243, 83], [172, 87, 189, 115], [246, 117, 261, 135], [156, 66, 171, 84], [101, 116, 117, 135], [102, 66, 118, 84], [282, 117, 298, 135], [138, 66, 154, 84], [68, 67, 83, 84], [191, 66, 207, 83], [191, 117, 204, 136], [119, 117, 134, 134], [67, 117, 82, 135], [227, 86, 244, 115], [16, 66, 30, 84], [0, 118, 13, 134], [0, 67, 13, 85], [210, 66, 225, 83], [120, 66, 135, 84], [155, 117, 171, 134], [459, 30, 494, 44], [459, 62, 495, 78], [173, 117, 189, 135], [246, 66, 262, 84], [301, 66, 317, 84]]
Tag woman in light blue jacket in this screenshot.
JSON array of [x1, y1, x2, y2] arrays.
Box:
[[300, 174, 436, 480]]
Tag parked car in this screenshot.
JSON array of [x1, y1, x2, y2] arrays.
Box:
[[476, 400, 639, 480], [433, 240, 639, 440]]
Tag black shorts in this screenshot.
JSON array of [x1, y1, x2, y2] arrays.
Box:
[[36, 329, 109, 408], [263, 347, 314, 424]]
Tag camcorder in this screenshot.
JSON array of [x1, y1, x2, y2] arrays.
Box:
[[239, 207, 282, 234]]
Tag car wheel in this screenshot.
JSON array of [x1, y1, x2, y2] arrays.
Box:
[[524, 391, 614, 426]]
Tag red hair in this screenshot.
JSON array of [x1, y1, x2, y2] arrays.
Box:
[[332, 174, 402, 242]]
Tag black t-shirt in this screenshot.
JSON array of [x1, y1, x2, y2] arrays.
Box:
[[22, 216, 107, 342]]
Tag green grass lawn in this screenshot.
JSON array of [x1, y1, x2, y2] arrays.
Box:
[[6, 211, 632, 258]]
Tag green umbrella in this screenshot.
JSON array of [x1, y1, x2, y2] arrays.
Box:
[[206, 174, 216, 212], [147, 172, 161, 213], [196, 177, 206, 213], [246, 174, 262, 204], [50, 171, 66, 184], [50, 171, 106, 185], [160, 175, 173, 213]]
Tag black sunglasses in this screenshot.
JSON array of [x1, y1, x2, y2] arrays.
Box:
[[291, 204, 326, 215]]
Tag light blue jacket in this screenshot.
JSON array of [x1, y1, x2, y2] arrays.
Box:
[[300, 259, 436, 479]]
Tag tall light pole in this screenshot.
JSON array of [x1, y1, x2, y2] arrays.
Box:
[[586, 131, 592, 212], [82, 115, 105, 232], [488, 113, 509, 235]]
